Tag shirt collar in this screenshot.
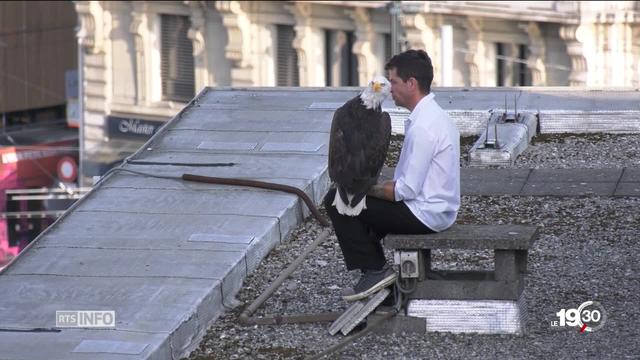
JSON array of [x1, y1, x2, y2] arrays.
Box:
[[407, 93, 435, 123]]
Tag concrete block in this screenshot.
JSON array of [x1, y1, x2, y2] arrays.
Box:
[[407, 275, 522, 300], [469, 112, 538, 167], [494, 250, 518, 281]]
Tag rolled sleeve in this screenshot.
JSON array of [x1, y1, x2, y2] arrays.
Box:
[[394, 177, 416, 201]]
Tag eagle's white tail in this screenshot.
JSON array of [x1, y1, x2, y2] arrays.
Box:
[[332, 191, 367, 216]]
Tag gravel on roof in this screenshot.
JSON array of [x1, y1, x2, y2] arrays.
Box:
[[185, 133, 640, 360]]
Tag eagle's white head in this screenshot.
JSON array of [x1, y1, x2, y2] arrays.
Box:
[[360, 75, 391, 110]]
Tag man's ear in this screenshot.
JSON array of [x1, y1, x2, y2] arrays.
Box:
[[408, 77, 418, 92]]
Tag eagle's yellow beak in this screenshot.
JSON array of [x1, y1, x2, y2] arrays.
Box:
[[372, 82, 382, 93]]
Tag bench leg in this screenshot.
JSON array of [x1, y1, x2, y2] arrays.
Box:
[[515, 250, 528, 274], [420, 250, 431, 281], [494, 250, 518, 281]]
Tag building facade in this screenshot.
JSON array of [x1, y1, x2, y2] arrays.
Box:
[[73, 1, 640, 182]]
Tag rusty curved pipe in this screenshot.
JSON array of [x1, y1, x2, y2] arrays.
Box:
[[181, 174, 330, 227]]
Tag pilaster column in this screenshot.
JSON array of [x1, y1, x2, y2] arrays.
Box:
[[632, 23, 640, 87], [401, 13, 438, 84], [331, 31, 346, 86], [520, 22, 546, 86], [347, 7, 377, 84], [215, 1, 254, 86], [285, 2, 312, 86], [75, 1, 107, 113], [130, 2, 147, 105], [188, 2, 208, 91], [559, 24, 587, 86], [464, 17, 483, 87]]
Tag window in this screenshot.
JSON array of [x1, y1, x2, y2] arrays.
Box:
[[161, 14, 195, 102], [495, 42, 532, 86], [324, 30, 359, 86], [513, 44, 532, 86], [384, 33, 392, 63], [342, 31, 358, 86], [276, 25, 299, 86]]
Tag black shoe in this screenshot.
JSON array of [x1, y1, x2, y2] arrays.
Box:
[[341, 266, 397, 302]]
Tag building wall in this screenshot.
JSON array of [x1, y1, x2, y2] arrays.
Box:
[[73, 0, 640, 181], [0, 1, 77, 113]]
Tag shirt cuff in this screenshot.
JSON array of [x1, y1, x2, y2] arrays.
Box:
[[394, 178, 415, 201]]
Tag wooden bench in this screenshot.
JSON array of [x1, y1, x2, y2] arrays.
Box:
[[384, 224, 538, 301]]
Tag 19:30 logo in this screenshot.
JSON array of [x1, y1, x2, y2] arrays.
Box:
[[551, 301, 607, 333]]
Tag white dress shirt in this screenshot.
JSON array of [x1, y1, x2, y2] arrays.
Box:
[[393, 93, 460, 232]]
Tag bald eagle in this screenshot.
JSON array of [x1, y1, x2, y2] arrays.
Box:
[[328, 76, 392, 216]]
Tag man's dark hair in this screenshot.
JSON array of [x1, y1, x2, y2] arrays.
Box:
[[385, 49, 434, 94]]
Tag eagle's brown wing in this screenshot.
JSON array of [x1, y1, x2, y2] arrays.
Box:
[[328, 96, 392, 206]]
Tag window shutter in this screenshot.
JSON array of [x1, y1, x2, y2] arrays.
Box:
[[347, 31, 359, 86], [276, 25, 299, 86], [340, 31, 359, 86], [325, 30, 332, 86], [161, 14, 195, 102], [384, 33, 392, 62], [496, 42, 506, 86], [514, 44, 532, 86]]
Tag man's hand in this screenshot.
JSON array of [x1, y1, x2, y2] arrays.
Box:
[[368, 181, 396, 201]]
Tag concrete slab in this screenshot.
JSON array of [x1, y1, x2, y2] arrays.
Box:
[[461, 168, 531, 182], [528, 168, 623, 183], [8, 246, 245, 315], [75, 187, 303, 244], [384, 224, 538, 250], [521, 182, 617, 196], [460, 168, 529, 196], [197, 88, 360, 111], [0, 275, 221, 334], [461, 179, 526, 196], [151, 129, 328, 155], [129, 153, 325, 180], [171, 109, 332, 133], [121, 157, 328, 205], [620, 168, 640, 182], [72, 340, 149, 355], [0, 329, 171, 360], [7, 244, 242, 278], [37, 211, 278, 269], [614, 182, 640, 197]]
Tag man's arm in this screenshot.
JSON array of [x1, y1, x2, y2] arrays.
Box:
[[368, 180, 396, 201]]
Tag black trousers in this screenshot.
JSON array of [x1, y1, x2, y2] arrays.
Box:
[[323, 188, 434, 271]]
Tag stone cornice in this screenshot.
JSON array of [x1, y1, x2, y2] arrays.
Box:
[[75, 1, 106, 54], [417, 1, 579, 25]]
